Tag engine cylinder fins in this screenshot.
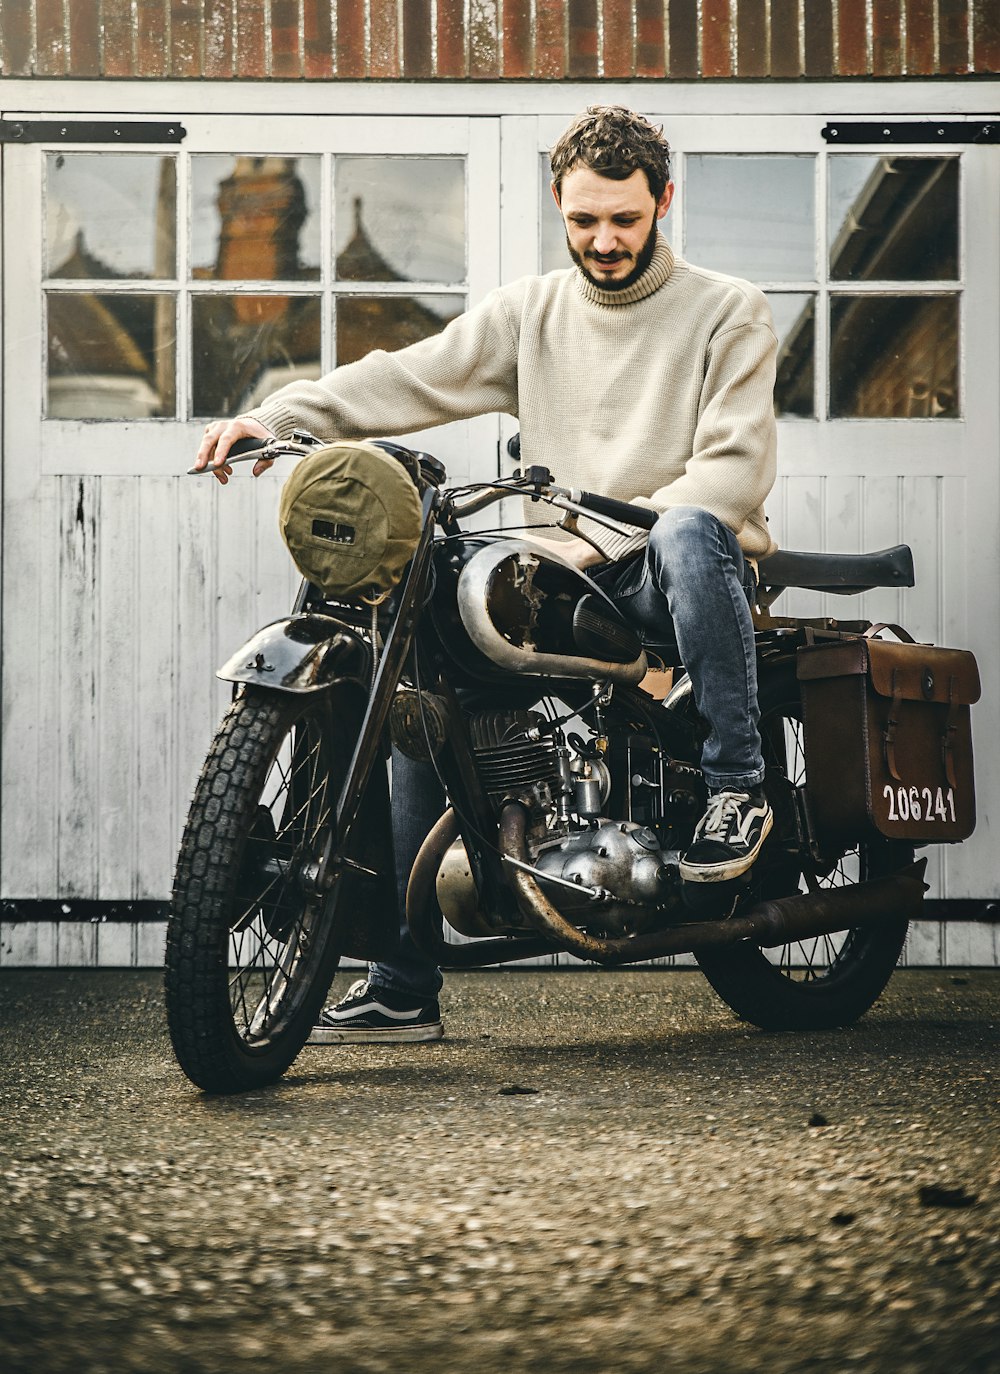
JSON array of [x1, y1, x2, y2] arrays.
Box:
[[468, 709, 560, 797], [474, 740, 561, 795]]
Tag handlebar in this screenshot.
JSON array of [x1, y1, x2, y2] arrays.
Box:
[[571, 490, 657, 531]]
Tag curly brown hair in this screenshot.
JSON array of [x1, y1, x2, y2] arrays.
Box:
[[549, 105, 672, 202]]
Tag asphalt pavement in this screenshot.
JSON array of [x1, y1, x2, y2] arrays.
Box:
[[1, 965, 997, 1374]]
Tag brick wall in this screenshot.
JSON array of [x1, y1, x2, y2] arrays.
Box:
[[2, 0, 998, 79]]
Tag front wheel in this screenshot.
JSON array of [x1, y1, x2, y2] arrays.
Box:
[[695, 666, 911, 1031], [165, 685, 360, 1092]]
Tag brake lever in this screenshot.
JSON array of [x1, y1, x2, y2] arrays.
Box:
[[547, 495, 637, 539], [186, 437, 314, 476]]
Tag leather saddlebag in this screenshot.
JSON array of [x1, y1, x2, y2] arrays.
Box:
[[796, 632, 980, 843]]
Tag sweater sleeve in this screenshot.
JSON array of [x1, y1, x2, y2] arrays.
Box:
[[595, 312, 778, 562], [241, 289, 520, 441]]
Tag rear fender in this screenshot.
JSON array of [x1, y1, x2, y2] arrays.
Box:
[[217, 614, 371, 694]]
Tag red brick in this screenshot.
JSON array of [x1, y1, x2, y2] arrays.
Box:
[[469, 0, 499, 76], [0, 0, 32, 75], [736, 0, 767, 76], [271, 0, 302, 76], [304, 0, 334, 77], [236, 0, 268, 76], [904, 0, 934, 72], [36, 0, 68, 75], [938, 0, 970, 73], [973, 0, 1000, 71], [436, 0, 467, 75], [803, 1, 834, 76], [203, 0, 236, 78], [136, 0, 168, 75], [770, 0, 801, 76], [837, 0, 868, 74], [872, 0, 902, 74], [568, 0, 599, 77], [701, 0, 732, 77], [503, 0, 533, 77], [171, 0, 202, 77], [336, 0, 367, 75], [634, 0, 665, 76], [668, 0, 698, 76], [403, 0, 433, 75], [536, 0, 566, 76], [70, 0, 101, 76], [102, 0, 137, 76], [371, 0, 400, 77]]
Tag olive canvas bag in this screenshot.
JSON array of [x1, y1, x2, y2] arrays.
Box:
[[278, 440, 423, 600]]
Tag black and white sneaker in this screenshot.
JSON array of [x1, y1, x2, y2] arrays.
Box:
[[308, 979, 444, 1045], [679, 789, 774, 884]]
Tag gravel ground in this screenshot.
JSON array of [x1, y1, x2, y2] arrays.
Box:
[[0, 965, 997, 1374]]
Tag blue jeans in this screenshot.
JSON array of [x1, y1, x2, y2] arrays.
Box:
[[368, 506, 763, 998]]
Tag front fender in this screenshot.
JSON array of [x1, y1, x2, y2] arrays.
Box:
[[217, 614, 371, 694]]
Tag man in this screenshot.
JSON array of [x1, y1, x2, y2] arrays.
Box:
[[196, 105, 778, 1046]]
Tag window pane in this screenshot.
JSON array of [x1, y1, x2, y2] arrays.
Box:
[[191, 295, 321, 415], [829, 156, 959, 281], [190, 156, 321, 281], [336, 295, 464, 366], [540, 153, 566, 274], [769, 293, 815, 418], [684, 156, 815, 281], [335, 159, 465, 284], [46, 154, 176, 280], [46, 292, 176, 418], [829, 295, 959, 418]]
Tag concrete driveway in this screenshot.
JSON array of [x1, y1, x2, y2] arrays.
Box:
[[1, 966, 997, 1373]]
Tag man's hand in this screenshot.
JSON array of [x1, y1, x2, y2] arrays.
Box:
[[528, 533, 606, 571], [193, 417, 276, 485]]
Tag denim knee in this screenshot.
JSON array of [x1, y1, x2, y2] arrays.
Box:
[[647, 506, 739, 590]]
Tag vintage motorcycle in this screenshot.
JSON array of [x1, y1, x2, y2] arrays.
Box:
[[165, 435, 978, 1093]]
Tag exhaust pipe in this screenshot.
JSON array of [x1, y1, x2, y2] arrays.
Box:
[[499, 804, 927, 967]]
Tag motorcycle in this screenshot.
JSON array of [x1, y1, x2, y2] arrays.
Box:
[[165, 434, 968, 1094]]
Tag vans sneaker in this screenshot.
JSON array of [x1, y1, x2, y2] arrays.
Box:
[[679, 789, 773, 884], [308, 979, 444, 1045]]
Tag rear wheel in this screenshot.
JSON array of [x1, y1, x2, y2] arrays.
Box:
[[165, 686, 357, 1091], [695, 666, 911, 1030]]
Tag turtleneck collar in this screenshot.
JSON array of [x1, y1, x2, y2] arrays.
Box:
[[573, 233, 675, 307]]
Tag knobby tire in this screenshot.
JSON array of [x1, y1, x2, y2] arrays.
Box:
[[165, 686, 355, 1092]]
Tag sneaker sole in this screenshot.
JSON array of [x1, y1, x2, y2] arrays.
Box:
[[679, 811, 774, 884], [307, 1022, 444, 1045]]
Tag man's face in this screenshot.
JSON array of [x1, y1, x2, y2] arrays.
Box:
[[553, 165, 674, 291]]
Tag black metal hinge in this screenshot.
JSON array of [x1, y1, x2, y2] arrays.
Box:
[[0, 119, 186, 144], [823, 120, 999, 144]]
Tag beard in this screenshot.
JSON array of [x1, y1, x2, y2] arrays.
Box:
[[568, 219, 660, 292]]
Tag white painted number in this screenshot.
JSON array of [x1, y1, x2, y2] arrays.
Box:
[[883, 783, 958, 823]]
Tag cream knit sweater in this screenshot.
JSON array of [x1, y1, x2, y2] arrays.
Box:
[[246, 235, 778, 560]]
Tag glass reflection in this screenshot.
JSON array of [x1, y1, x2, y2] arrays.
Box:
[[46, 292, 176, 418], [191, 295, 321, 415], [190, 156, 321, 281], [335, 159, 465, 284], [829, 157, 959, 281], [336, 295, 464, 367], [685, 156, 815, 281], [46, 154, 176, 280], [768, 293, 815, 418], [829, 295, 959, 418]]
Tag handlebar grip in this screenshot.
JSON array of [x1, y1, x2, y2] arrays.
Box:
[[227, 436, 270, 458], [576, 491, 658, 531]]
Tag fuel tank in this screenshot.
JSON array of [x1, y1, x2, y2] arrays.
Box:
[[432, 537, 647, 687]]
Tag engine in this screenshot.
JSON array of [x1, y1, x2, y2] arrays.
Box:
[[434, 704, 702, 939]]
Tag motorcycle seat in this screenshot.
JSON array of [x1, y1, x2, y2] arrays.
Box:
[[758, 544, 914, 596]]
